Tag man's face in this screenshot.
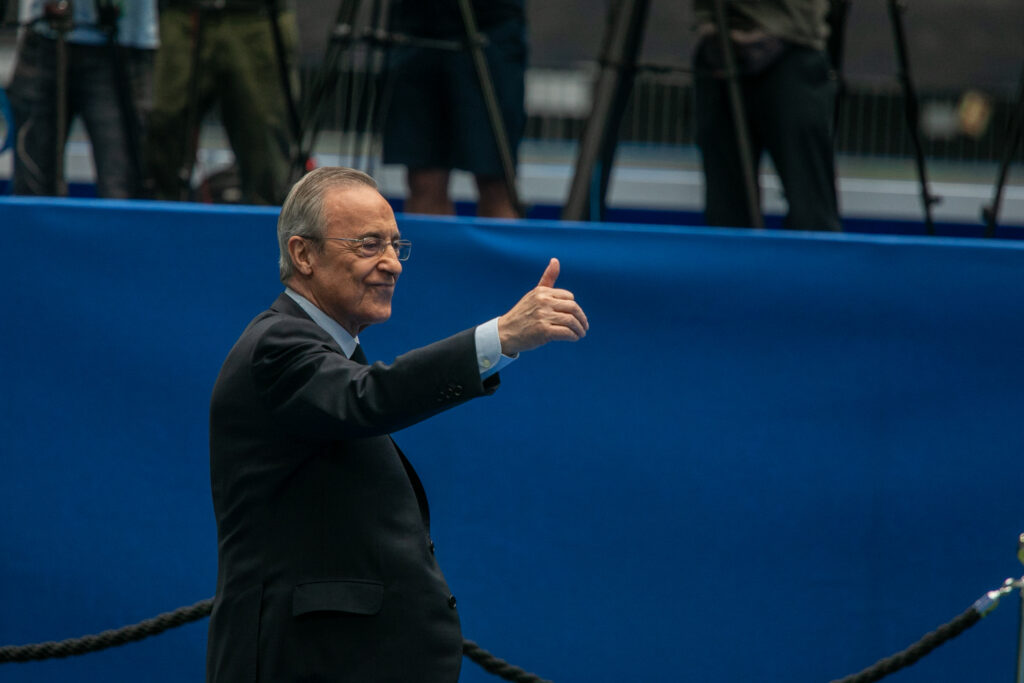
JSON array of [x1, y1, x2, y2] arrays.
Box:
[[303, 185, 403, 336]]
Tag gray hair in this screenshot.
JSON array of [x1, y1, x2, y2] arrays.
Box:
[[277, 167, 379, 283]]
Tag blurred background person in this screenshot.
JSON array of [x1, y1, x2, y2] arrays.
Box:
[[692, 0, 841, 231], [382, 0, 526, 218], [7, 0, 158, 197], [145, 0, 296, 205]]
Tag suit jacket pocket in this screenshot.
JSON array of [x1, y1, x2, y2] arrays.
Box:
[[292, 579, 384, 617]]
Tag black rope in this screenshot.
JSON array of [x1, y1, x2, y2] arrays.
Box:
[[828, 606, 981, 683], [462, 639, 553, 683], [0, 597, 553, 682], [0, 598, 214, 663], [0, 587, 1005, 683]]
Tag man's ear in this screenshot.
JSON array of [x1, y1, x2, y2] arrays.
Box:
[[288, 235, 315, 276]]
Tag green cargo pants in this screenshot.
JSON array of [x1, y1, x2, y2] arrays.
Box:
[[146, 7, 296, 204]]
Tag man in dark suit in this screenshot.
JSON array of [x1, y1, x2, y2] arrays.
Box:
[[207, 166, 588, 682]]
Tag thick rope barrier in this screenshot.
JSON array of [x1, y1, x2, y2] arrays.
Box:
[[828, 606, 981, 683], [462, 640, 553, 683], [829, 577, 1023, 683], [2, 579, 1020, 683], [0, 598, 214, 663], [0, 597, 552, 682]]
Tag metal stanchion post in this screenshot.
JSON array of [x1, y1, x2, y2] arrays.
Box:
[[1016, 533, 1024, 683]]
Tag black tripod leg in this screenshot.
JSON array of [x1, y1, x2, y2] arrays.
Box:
[[366, 2, 403, 180], [562, 0, 650, 222], [887, 0, 939, 235], [365, 58, 394, 180], [826, 0, 851, 140], [711, 0, 762, 228], [343, 0, 380, 168], [298, 0, 361, 172], [178, 8, 206, 201], [456, 0, 523, 217], [354, 0, 392, 173], [54, 31, 68, 195], [265, 0, 305, 178], [982, 63, 1024, 238]]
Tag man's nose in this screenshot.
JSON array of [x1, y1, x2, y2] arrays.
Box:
[[378, 247, 402, 274]]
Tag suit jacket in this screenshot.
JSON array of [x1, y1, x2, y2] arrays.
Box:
[[207, 293, 500, 682]]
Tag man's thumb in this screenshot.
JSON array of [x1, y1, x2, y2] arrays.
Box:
[[537, 258, 560, 288]]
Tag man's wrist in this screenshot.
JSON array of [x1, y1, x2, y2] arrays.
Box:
[[475, 318, 517, 379]]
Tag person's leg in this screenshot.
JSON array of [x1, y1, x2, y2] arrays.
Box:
[[694, 51, 763, 228], [76, 44, 153, 198], [7, 32, 61, 195], [756, 47, 840, 231], [475, 175, 517, 218], [146, 7, 206, 200], [449, 17, 527, 218], [215, 10, 295, 205], [405, 168, 454, 215], [128, 46, 157, 197], [382, 43, 451, 213]]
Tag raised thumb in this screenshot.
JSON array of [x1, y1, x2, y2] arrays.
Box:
[[537, 258, 560, 288]]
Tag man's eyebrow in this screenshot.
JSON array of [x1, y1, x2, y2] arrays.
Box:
[[357, 231, 403, 240]]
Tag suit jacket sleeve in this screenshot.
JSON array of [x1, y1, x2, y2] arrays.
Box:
[[248, 314, 499, 440]]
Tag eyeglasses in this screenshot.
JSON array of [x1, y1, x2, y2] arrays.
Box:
[[319, 236, 412, 261]]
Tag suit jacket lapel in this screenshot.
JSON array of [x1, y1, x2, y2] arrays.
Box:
[[391, 437, 431, 534]]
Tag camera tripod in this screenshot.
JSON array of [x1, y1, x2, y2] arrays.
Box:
[[295, 0, 523, 216], [563, 0, 946, 234], [560, 0, 785, 226]]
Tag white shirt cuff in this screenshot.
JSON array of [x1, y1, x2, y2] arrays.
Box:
[[475, 317, 517, 379]]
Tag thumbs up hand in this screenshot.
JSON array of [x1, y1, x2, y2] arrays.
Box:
[[497, 258, 589, 356]]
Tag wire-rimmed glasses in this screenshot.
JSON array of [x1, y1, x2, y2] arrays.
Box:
[[320, 236, 412, 261]]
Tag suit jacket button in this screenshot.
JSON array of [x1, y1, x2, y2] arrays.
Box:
[[429, 540, 436, 554], [447, 594, 457, 609]]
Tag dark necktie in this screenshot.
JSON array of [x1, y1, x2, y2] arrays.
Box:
[[349, 344, 367, 365]]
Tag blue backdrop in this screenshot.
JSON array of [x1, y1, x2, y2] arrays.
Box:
[[1, 197, 1023, 682]]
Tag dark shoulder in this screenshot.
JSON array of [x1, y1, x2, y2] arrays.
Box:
[[219, 304, 329, 370], [244, 306, 336, 357]]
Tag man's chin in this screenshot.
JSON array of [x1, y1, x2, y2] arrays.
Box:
[[365, 308, 392, 327]]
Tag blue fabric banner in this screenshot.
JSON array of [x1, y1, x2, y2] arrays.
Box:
[[1, 196, 1023, 682]]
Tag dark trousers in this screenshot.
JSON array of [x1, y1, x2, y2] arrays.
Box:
[[695, 45, 841, 231], [7, 32, 153, 198]]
